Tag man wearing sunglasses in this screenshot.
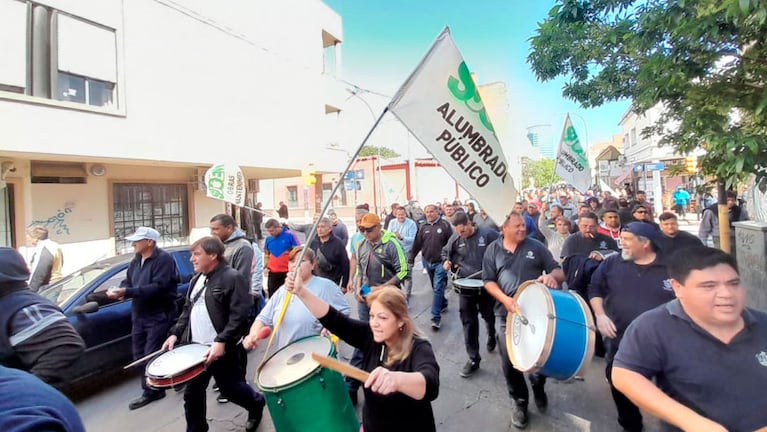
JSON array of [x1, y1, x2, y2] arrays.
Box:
[[347, 212, 408, 405]]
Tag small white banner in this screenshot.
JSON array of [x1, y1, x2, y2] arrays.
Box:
[[555, 115, 591, 192], [204, 164, 245, 207], [388, 27, 517, 223]]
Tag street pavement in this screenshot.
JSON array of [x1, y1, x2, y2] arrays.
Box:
[[75, 218, 701, 431]]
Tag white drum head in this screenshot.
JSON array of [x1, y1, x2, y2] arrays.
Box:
[[453, 278, 483, 288], [147, 344, 209, 378], [508, 282, 553, 371], [258, 336, 333, 389]]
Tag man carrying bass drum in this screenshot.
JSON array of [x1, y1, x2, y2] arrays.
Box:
[[482, 212, 564, 430]]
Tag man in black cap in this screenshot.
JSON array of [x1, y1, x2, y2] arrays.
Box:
[[587, 222, 675, 432], [0, 247, 84, 386]]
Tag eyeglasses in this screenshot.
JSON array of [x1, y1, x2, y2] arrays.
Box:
[[358, 225, 378, 233], [635, 210, 648, 214]]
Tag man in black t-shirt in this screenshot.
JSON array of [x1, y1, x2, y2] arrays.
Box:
[[482, 213, 563, 429], [560, 212, 620, 262]]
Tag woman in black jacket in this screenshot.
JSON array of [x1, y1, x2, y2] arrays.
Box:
[[286, 276, 440, 432]]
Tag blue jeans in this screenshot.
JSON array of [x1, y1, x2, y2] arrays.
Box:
[[422, 259, 448, 322]]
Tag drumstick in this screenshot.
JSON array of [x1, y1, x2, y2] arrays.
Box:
[[515, 308, 530, 325], [123, 347, 166, 369], [311, 353, 370, 383]]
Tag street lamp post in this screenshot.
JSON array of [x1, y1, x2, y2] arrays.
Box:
[[346, 87, 385, 215]]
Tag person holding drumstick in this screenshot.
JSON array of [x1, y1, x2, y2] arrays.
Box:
[[442, 211, 499, 378], [242, 246, 349, 351], [162, 237, 265, 432], [613, 246, 767, 432], [482, 212, 564, 429], [285, 275, 440, 432]]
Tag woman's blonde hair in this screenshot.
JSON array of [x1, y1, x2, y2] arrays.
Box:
[[366, 286, 421, 366]]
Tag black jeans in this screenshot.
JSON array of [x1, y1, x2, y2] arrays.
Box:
[[183, 345, 265, 432], [132, 312, 173, 397], [267, 271, 287, 298], [604, 336, 643, 432], [459, 292, 496, 362], [497, 318, 546, 406]]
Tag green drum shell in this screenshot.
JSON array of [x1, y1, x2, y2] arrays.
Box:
[[257, 336, 359, 432]]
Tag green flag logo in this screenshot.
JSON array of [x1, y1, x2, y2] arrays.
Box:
[[447, 62, 495, 133]]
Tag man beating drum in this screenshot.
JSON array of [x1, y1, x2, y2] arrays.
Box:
[[441, 211, 499, 378], [162, 237, 265, 432], [481, 212, 564, 429]]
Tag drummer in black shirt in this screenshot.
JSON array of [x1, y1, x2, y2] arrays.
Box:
[[482, 212, 564, 429], [441, 212, 499, 378]]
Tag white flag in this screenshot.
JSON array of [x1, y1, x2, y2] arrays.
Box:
[[387, 27, 517, 223], [204, 164, 245, 207], [555, 115, 591, 192]]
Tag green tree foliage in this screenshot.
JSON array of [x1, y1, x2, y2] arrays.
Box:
[[358, 146, 400, 159], [528, 0, 767, 190], [522, 158, 562, 189]]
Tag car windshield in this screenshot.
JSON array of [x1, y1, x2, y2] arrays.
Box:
[[39, 265, 112, 307]]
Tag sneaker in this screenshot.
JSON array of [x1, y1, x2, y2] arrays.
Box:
[[460, 360, 479, 377], [511, 403, 528, 429], [533, 390, 548, 412], [245, 403, 264, 432], [212, 383, 220, 392], [430, 319, 441, 330], [487, 337, 497, 352], [217, 394, 229, 404]]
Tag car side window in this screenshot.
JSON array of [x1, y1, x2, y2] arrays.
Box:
[[86, 269, 128, 306]]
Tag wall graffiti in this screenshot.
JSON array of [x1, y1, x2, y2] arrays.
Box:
[[28, 207, 73, 236]]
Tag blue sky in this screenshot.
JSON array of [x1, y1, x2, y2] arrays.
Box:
[[323, 0, 630, 154]]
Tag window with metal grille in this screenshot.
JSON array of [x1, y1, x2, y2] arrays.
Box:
[[113, 184, 189, 253]]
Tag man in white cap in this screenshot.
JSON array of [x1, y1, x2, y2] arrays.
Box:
[[107, 226, 179, 410]]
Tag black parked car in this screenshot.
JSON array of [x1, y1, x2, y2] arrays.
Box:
[[38, 247, 195, 392]]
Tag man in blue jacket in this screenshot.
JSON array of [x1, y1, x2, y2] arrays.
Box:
[[108, 226, 178, 410]]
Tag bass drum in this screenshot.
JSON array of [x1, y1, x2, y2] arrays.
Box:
[[506, 281, 595, 381], [257, 335, 359, 432]]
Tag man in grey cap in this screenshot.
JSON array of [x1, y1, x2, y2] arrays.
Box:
[[587, 222, 675, 432], [0, 247, 84, 385], [108, 226, 179, 410]]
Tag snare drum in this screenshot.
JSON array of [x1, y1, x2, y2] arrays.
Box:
[[257, 335, 358, 432], [506, 281, 595, 381], [145, 343, 209, 388], [453, 278, 484, 296]]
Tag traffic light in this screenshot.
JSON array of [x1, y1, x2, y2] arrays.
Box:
[[684, 156, 697, 173]]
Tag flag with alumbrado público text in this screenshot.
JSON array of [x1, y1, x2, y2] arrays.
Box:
[[204, 164, 245, 207], [387, 27, 517, 224], [555, 115, 591, 193]]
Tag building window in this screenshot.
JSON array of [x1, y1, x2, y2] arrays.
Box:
[[113, 184, 189, 253], [56, 72, 114, 107], [630, 128, 637, 147], [287, 186, 298, 208], [0, 1, 118, 108]]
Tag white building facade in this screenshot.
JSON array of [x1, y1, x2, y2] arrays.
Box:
[[0, 0, 345, 271]]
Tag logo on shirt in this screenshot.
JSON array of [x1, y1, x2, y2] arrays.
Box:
[[437, 228, 443, 234], [757, 351, 767, 367], [599, 241, 607, 249], [478, 236, 487, 247], [525, 251, 535, 260], [662, 279, 673, 291]]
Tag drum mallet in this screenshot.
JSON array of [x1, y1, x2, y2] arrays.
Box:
[[311, 353, 370, 383], [514, 308, 530, 326], [123, 347, 166, 369]]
